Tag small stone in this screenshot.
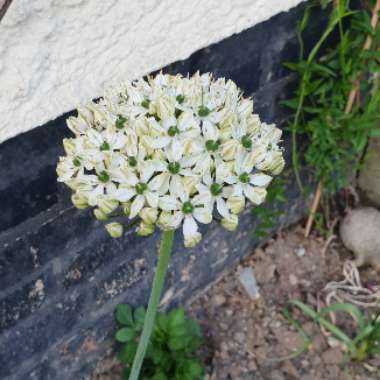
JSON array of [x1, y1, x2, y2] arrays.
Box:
[[270, 320, 282, 329], [234, 332, 245, 343], [213, 294, 226, 307], [311, 334, 327, 352], [295, 246, 306, 257], [225, 308, 233, 317], [359, 137, 380, 207], [281, 360, 299, 378], [340, 207, 380, 271], [300, 375, 314, 380], [248, 360, 257, 371], [306, 293, 317, 307], [269, 370, 285, 380], [322, 348, 343, 365], [239, 267, 260, 300], [289, 273, 298, 286], [219, 322, 228, 331]]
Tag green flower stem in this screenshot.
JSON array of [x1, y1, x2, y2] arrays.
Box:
[[129, 229, 175, 380]]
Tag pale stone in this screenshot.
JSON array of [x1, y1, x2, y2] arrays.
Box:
[[340, 207, 380, 271], [358, 137, 380, 207]]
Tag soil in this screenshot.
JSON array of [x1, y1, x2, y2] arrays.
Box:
[[91, 226, 380, 380]]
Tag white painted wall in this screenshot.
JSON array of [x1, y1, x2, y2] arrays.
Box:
[[0, 0, 304, 143]]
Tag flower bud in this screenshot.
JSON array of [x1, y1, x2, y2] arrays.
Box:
[[247, 187, 267, 205], [238, 98, 253, 119], [105, 222, 123, 238], [98, 198, 119, 214], [184, 231, 202, 248], [137, 221, 155, 236], [246, 145, 267, 167], [219, 111, 236, 130], [221, 214, 238, 231], [139, 207, 158, 225], [66, 116, 88, 135], [227, 196, 245, 214], [246, 114, 261, 135], [157, 211, 181, 231], [65, 178, 79, 190], [63, 138, 76, 155], [182, 176, 199, 195], [71, 193, 88, 209], [94, 208, 108, 221], [122, 202, 131, 217], [261, 123, 282, 145], [220, 139, 238, 161], [156, 96, 174, 120], [256, 151, 285, 175]]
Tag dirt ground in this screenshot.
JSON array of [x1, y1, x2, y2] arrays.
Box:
[[92, 225, 380, 380]]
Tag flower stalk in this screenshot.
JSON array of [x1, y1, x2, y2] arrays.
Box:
[[128, 229, 175, 380]]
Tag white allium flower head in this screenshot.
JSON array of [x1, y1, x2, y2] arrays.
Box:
[[57, 72, 285, 247]]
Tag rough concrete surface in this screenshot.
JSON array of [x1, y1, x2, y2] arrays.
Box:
[[0, 0, 304, 143]]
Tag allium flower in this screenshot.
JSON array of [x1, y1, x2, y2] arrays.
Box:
[[57, 72, 285, 247]]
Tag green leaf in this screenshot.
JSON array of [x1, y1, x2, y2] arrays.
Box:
[[280, 99, 300, 110], [122, 367, 131, 380], [117, 342, 138, 364], [168, 336, 188, 351], [134, 306, 146, 329], [116, 304, 134, 326], [186, 359, 203, 379], [353, 324, 375, 346], [299, 5, 311, 32], [290, 300, 356, 354], [115, 327, 136, 343], [168, 307, 186, 329], [151, 372, 168, 380], [156, 312, 169, 333], [319, 303, 365, 330]]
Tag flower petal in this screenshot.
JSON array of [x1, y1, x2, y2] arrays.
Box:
[[145, 191, 159, 208], [130, 195, 145, 218], [193, 207, 212, 224], [216, 198, 230, 218], [243, 185, 267, 205], [249, 173, 272, 187], [158, 195, 179, 211]]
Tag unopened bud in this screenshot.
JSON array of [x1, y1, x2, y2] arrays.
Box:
[[98, 198, 119, 214], [227, 196, 245, 214], [71, 193, 88, 209], [256, 151, 285, 175], [184, 232, 202, 248], [137, 221, 155, 236], [221, 214, 238, 231], [105, 222, 123, 238], [122, 202, 131, 217], [94, 208, 108, 221], [63, 138, 76, 155], [139, 207, 158, 225]]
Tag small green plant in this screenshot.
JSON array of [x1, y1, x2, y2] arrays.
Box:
[[284, 0, 380, 195], [251, 177, 286, 239], [115, 304, 204, 380], [284, 300, 380, 362]]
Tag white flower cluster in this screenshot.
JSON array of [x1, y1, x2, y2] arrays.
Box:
[[57, 72, 284, 247]]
